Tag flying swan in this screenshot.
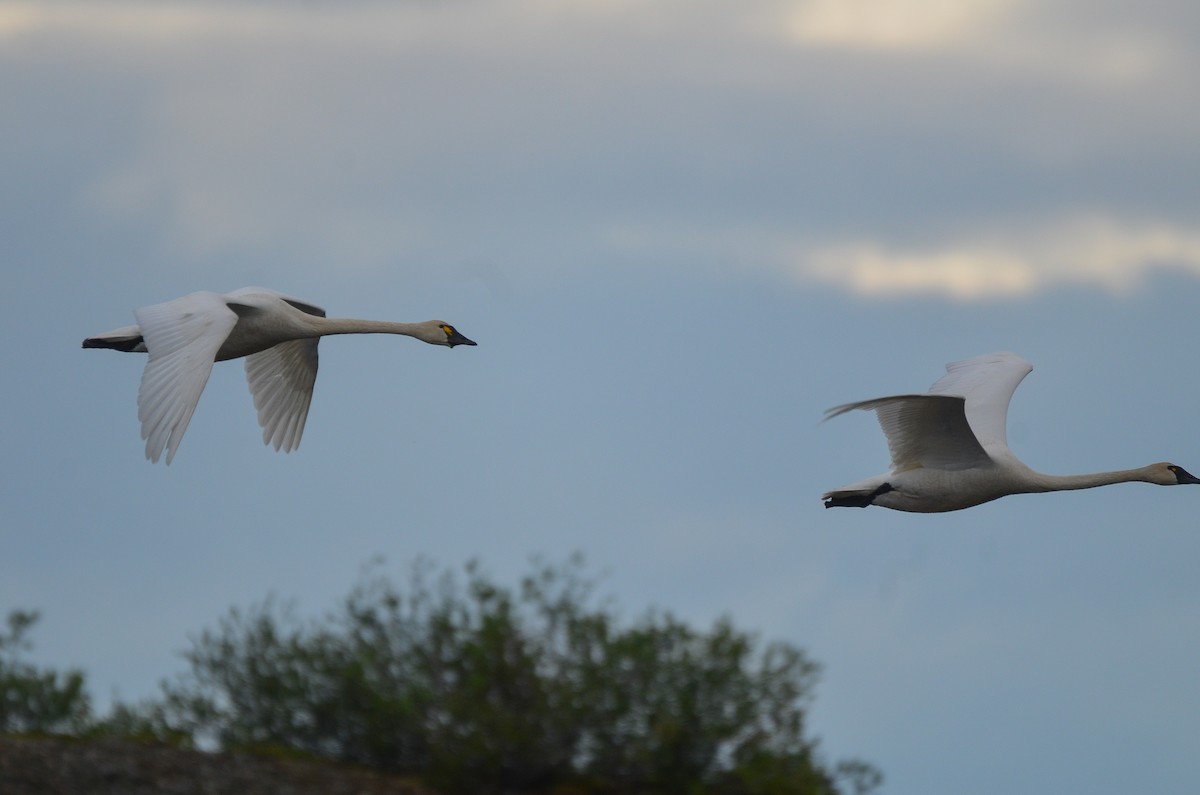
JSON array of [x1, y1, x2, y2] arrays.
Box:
[[822, 351, 1199, 512], [84, 287, 476, 464]]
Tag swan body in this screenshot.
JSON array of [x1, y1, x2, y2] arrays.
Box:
[[84, 287, 476, 464], [822, 352, 1199, 512]]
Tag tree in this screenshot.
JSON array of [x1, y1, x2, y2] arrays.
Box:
[[152, 556, 880, 795], [0, 610, 91, 734]]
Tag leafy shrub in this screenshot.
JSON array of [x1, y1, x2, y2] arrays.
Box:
[[0, 610, 91, 734], [152, 556, 878, 795]]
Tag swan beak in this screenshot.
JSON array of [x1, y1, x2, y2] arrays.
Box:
[[1173, 465, 1200, 484], [447, 329, 477, 347]]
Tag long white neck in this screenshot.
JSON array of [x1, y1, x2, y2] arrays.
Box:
[[312, 317, 432, 338], [1023, 466, 1159, 493]]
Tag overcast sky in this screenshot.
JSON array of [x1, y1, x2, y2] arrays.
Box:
[[4, 2, 1200, 792]]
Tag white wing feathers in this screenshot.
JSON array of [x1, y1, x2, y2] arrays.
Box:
[[826, 394, 989, 471], [927, 351, 1032, 453], [824, 352, 1033, 473], [244, 339, 319, 453], [134, 292, 238, 464]]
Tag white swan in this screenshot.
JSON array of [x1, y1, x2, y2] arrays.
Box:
[[822, 351, 1199, 512], [84, 287, 476, 464]]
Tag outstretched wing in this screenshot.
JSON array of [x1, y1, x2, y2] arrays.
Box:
[[927, 351, 1032, 455], [825, 394, 989, 472], [824, 351, 1033, 473], [134, 292, 238, 464], [244, 339, 319, 453]]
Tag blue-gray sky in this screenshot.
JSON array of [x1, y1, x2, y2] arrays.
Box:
[[4, 2, 1200, 792]]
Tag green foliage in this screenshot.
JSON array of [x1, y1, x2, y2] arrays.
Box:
[[84, 698, 194, 747], [0, 610, 92, 734], [152, 557, 879, 795]]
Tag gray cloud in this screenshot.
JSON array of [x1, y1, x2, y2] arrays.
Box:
[[6, 0, 1200, 294]]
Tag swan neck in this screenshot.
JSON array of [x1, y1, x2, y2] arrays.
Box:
[[314, 318, 426, 337], [1027, 467, 1153, 493]]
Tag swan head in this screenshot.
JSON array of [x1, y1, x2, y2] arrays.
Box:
[[1151, 463, 1200, 485], [423, 321, 477, 348]]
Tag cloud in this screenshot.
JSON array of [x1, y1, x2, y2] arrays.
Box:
[[0, 1, 679, 48], [774, 0, 1177, 94], [802, 246, 1034, 300], [8, 1, 1200, 292], [783, 0, 1018, 51], [0, 2, 278, 41], [792, 216, 1200, 300]]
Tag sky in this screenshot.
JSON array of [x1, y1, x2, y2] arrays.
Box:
[[3, 0, 1200, 792]]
